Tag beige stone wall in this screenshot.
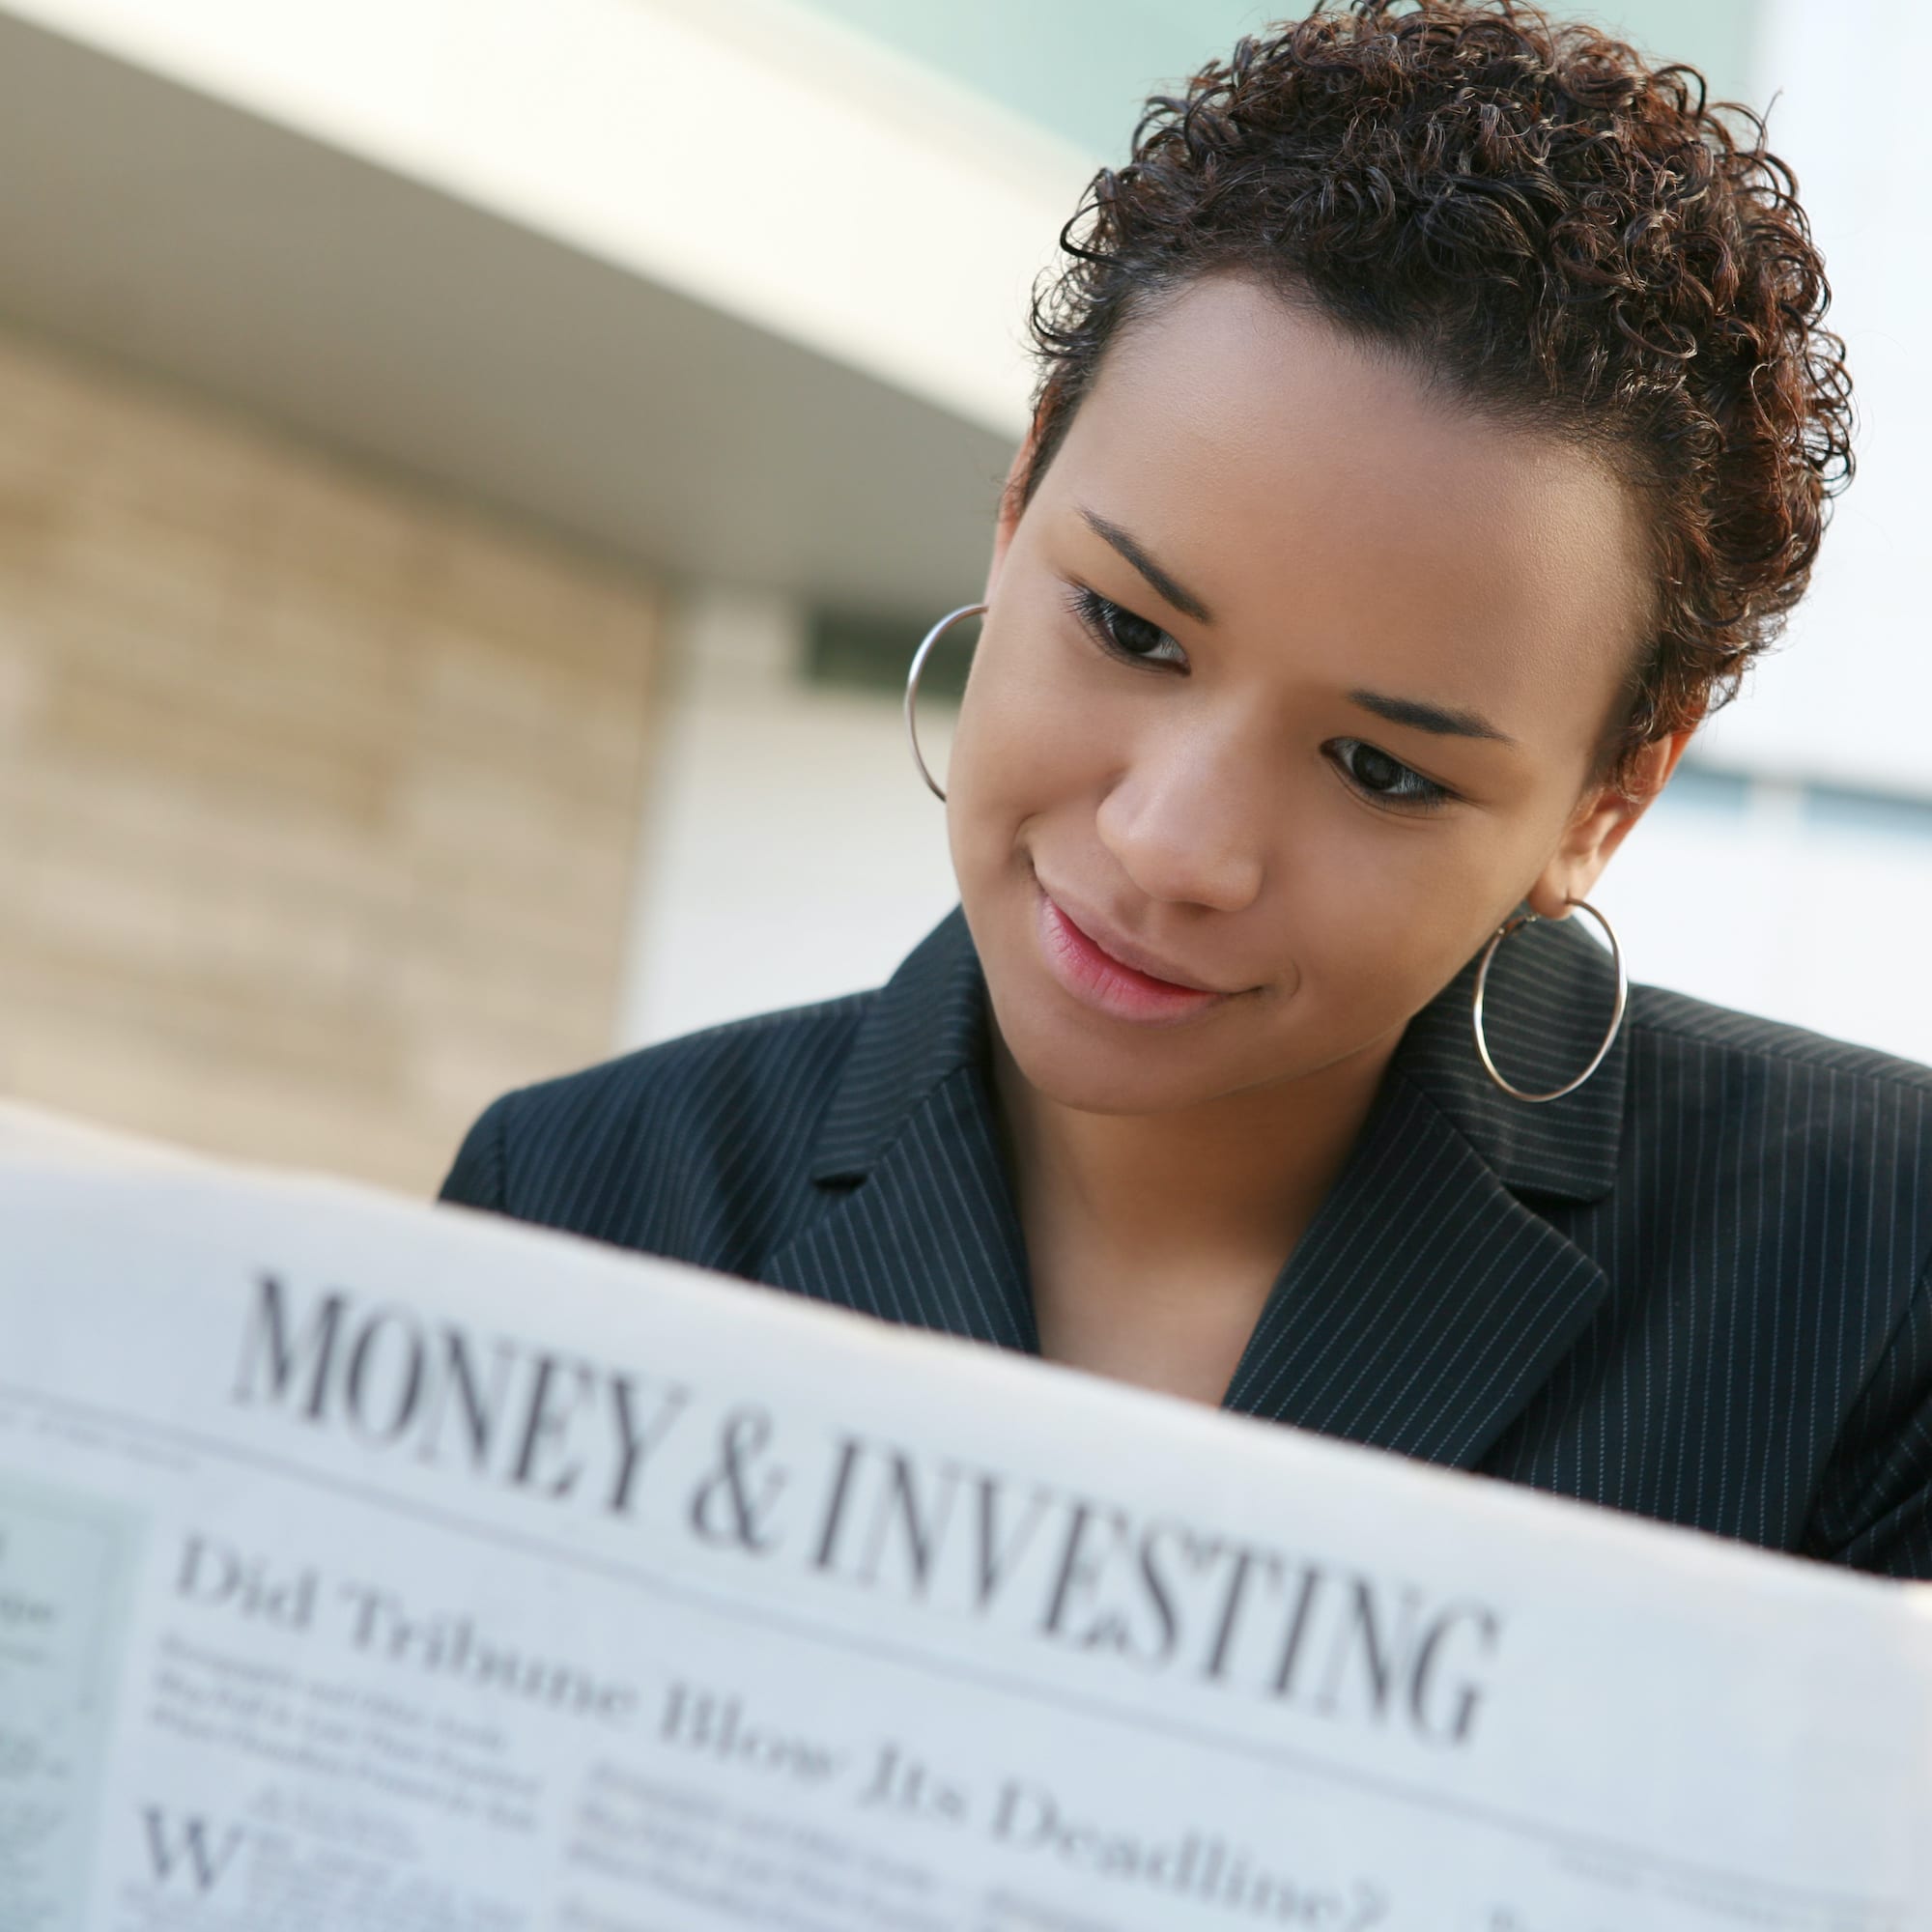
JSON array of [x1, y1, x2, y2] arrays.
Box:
[[0, 325, 664, 1196]]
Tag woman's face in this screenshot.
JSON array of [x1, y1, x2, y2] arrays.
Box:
[[946, 271, 1675, 1117]]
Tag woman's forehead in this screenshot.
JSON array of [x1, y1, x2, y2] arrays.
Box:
[[1039, 274, 1651, 716]]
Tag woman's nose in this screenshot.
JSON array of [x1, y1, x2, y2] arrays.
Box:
[[1093, 731, 1267, 913]]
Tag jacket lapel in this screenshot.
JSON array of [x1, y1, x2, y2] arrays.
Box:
[[1226, 911, 1628, 1466], [759, 908, 1037, 1352], [763, 902, 1629, 1470], [1219, 1070, 1613, 1466]]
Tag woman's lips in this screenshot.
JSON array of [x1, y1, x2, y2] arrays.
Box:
[[1034, 884, 1233, 1025]]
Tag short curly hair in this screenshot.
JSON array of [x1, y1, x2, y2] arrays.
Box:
[[1015, 0, 1854, 796]]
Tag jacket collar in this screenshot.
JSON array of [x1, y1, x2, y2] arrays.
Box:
[[765, 903, 1628, 1467], [804, 904, 999, 1187]]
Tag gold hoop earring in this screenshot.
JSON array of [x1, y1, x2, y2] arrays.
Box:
[[904, 602, 986, 802], [1471, 898, 1628, 1103]]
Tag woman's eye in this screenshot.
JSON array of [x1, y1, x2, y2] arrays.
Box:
[[1327, 737, 1455, 812], [1067, 585, 1187, 669]]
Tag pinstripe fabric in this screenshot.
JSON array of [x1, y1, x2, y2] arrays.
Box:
[[439, 904, 1932, 1579]]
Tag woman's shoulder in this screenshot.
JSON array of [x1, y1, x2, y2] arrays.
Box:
[[1627, 977, 1932, 1099], [436, 984, 880, 1236], [527, 984, 878, 1117], [1620, 979, 1932, 1203]]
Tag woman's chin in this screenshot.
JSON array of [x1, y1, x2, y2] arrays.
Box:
[[984, 981, 1244, 1119]]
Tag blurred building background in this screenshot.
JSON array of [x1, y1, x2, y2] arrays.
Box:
[[0, 0, 1922, 1194]]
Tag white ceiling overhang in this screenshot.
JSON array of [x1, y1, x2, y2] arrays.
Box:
[[0, 0, 1094, 611]]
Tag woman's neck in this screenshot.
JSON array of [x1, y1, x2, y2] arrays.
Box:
[[987, 1020, 1401, 1273]]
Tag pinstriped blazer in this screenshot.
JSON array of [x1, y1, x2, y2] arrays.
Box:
[[438, 903, 1932, 1580]]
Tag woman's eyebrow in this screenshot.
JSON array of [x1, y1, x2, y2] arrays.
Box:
[[1349, 689, 1516, 746], [1078, 507, 1214, 624], [1076, 507, 1515, 747]]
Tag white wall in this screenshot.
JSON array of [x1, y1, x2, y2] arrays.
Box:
[[1601, 779, 1932, 1066], [1601, 0, 1932, 1068], [620, 586, 961, 1045], [1692, 0, 1932, 798]]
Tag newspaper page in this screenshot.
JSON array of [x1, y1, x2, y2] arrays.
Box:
[[1, 1105, 1928, 1932]]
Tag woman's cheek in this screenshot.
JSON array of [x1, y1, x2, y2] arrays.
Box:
[[1290, 810, 1503, 1023], [953, 635, 1116, 825], [946, 664, 1063, 895], [1286, 852, 1413, 1023]]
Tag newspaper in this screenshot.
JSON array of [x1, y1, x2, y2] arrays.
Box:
[[1, 1101, 1928, 1932]]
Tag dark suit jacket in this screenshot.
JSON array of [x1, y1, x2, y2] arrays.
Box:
[[439, 904, 1932, 1580]]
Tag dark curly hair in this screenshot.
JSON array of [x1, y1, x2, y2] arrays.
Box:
[[1014, 0, 1854, 796]]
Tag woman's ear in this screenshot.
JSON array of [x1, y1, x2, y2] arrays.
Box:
[[1524, 727, 1696, 919], [984, 410, 1044, 605]]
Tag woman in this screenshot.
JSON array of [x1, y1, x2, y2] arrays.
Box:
[[440, 0, 1932, 1578]]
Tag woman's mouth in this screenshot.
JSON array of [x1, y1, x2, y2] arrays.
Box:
[[1033, 880, 1235, 1026]]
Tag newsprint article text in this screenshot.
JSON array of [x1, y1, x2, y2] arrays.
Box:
[[1, 1106, 1928, 1930]]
